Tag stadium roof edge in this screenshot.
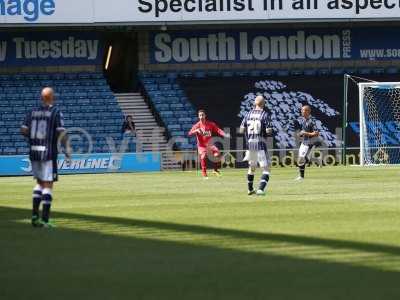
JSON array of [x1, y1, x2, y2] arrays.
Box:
[[2, 18, 400, 28]]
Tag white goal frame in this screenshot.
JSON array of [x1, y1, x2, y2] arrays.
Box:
[[358, 82, 400, 166]]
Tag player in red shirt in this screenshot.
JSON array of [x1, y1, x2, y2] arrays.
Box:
[[189, 109, 230, 178]]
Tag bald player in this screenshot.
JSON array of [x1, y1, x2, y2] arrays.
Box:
[[295, 105, 319, 180], [21, 87, 71, 228], [240, 96, 273, 196]]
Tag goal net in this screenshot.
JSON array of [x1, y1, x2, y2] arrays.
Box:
[[358, 82, 400, 166]]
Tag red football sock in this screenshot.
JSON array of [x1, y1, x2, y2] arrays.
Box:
[[200, 156, 207, 176]]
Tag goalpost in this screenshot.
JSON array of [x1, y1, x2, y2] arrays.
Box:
[[358, 81, 400, 166]]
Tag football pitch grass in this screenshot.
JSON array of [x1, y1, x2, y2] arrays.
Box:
[[1, 166, 400, 300]]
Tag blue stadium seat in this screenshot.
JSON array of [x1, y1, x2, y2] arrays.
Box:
[[145, 84, 158, 91], [78, 73, 92, 80], [15, 142, 26, 147], [220, 71, 233, 77], [152, 98, 164, 104], [160, 111, 174, 118], [315, 68, 329, 76], [159, 84, 172, 91], [290, 69, 303, 76], [174, 111, 187, 118], [166, 72, 178, 79], [386, 67, 399, 74], [102, 118, 115, 125], [164, 90, 178, 97], [91, 73, 104, 80], [345, 68, 356, 75], [168, 124, 181, 131], [170, 103, 184, 109], [171, 131, 185, 137], [141, 78, 155, 84], [332, 68, 345, 75], [51, 73, 65, 80], [178, 117, 192, 123], [176, 90, 185, 97], [155, 78, 169, 84], [235, 71, 249, 77], [372, 68, 385, 75], [138, 72, 151, 79], [148, 91, 163, 98], [303, 69, 317, 76], [194, 71, 206, 78], [180, 71, 193, 78], [65, 73, 78, 80], [17, 147, 29, 154], [3, 147, 17, 155], [359, 68, 372, 75], [156, 104, 170, 111], [152, 73, 167, 78], [166, 96, 180, 104], [277, 69, 290, 76], [2, 107, 13, 113], [249, 70, 262, 77]]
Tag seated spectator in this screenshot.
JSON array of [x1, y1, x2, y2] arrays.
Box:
[[121, 115, 137, 153], [121, 115, 136, 136]]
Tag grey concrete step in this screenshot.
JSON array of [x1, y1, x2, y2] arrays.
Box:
[[136, 128, 165, 131], [115, 93, 141, 97], [120, 106, 149, 110], [115, 92, 183, 170]]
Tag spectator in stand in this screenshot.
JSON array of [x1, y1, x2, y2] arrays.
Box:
[[121, 115, 137, 152], [122, 115, 136, 136]]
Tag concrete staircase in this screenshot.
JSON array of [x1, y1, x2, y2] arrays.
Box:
[[114, 93, 181, 170]]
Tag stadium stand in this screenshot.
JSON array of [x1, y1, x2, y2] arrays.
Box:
[[1, 65, 378, 158], [139, 67, 400, 151], [140, 72, 198, 150], [0, 72, 131, 155]]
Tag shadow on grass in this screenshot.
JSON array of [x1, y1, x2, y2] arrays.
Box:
[[1, 206, 400, 300]]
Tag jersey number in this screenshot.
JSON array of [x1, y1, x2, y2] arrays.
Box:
[[30, 120, 48, 140], [247, 120, 262, 135]]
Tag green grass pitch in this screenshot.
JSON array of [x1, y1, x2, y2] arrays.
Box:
[[1, 166, 400, 300]]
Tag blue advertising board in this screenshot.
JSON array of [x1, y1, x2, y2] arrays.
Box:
[[0, 152, 161, 176], [150, 28, 400, 64], [0, 32, 104, 66]]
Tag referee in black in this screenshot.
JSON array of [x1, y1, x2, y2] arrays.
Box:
[[295, 105, 320, 181]]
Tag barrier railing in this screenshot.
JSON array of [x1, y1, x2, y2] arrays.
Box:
[[161, 146, 400, 171]]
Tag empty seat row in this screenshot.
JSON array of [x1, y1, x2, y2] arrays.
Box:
[[139, 67, 400, 80], [0, 72, 126, 156], [0, 73, 104, 81], [140, 74, 199, 149]]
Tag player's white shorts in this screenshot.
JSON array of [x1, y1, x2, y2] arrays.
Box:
[[243, 150, 270, 168], [298, 143, 313, 165], [32, 160, 56, 182], [299, 143, 312, 159]]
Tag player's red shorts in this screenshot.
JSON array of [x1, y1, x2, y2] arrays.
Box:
[[198, 145, 220, 159]]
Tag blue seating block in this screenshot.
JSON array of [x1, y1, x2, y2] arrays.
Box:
[[303, 69, 317, 76], [386, 67, 398, 74], [277, 69, 290, 76], [372, 68, 385, 75]]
